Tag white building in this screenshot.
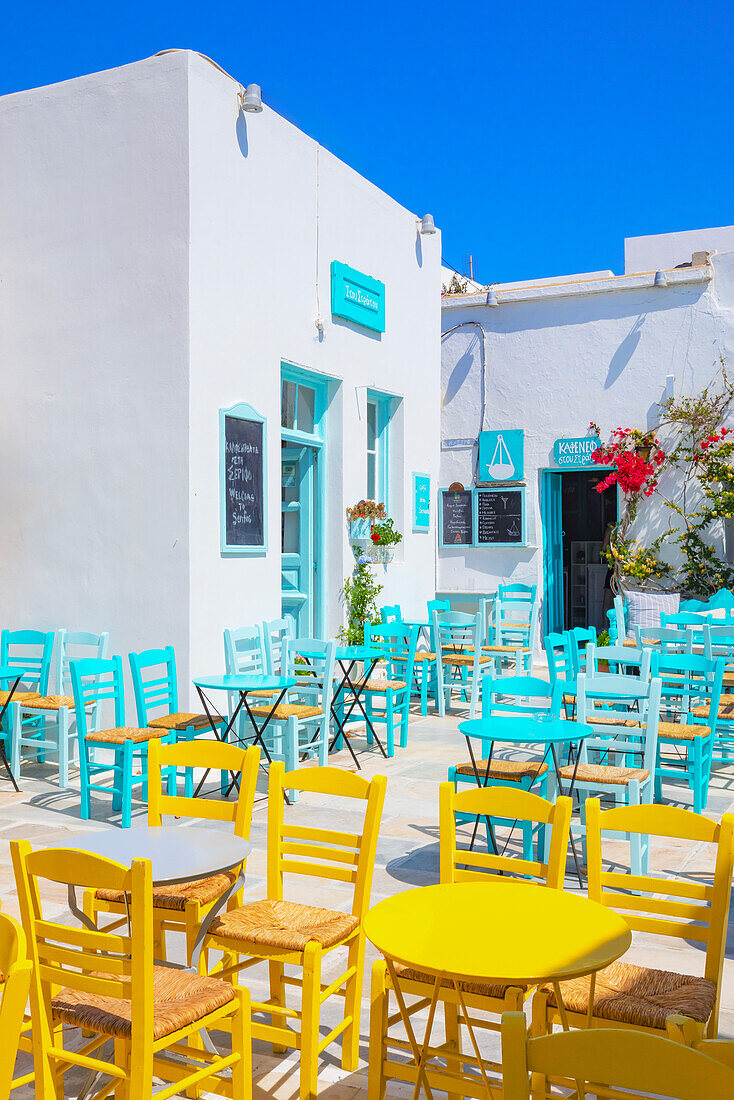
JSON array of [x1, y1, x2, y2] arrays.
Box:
[[0, 51, 441, 692], [440, 228, 734, 636]]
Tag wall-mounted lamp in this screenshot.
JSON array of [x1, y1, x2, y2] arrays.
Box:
[[419, 214, 437, 235], [241, 83, 263, 113], [486, 288, 499, 307], [653, 270, 668, 288]]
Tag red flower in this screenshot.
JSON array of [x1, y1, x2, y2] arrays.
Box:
[[371, 531, 380, 543], [701, 440, 710, 450]]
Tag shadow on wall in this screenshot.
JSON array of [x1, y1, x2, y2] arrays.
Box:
[[605, 314, 646, 389], [443, 344, 478, 406], [236, 113, 248, 157]]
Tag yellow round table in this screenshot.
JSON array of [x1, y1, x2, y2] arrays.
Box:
[[365, 881, 631, 1099]]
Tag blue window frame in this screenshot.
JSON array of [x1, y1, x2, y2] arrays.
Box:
[[366, 390, 391, 509]]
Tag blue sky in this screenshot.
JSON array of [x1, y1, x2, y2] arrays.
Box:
[[3, 1, 733, 284]]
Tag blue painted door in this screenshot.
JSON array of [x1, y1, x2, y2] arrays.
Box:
[[542, 471, 564, 636], [281, 444, 317, 636]]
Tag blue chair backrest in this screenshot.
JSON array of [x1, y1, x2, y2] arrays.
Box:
[[433, 610, 482, 653], [380, 604, 402, 625], [0, 629, 54, 693], [585, 643, 652, 680], [427, 599, 450, 649], [364, 622, 419, 679], [497, 583, 537, 604], [129, 646, 177, 725], [577, 672, 662, 774], [680, 587, 734, 614], [286, 638, 335, 708], [633, 625, 693, 653], [650, 650, 724, 727], [481, 675, 561, 719], [224, 625, 267, 677], [544, 632, 575, 683], [569, 627, 597, 674], [261, 618, 293, 676], [703, 624, 734, 666], [56, 631, 109, 696], [70, 655, 125, 735], [661, 612, 710, 628]]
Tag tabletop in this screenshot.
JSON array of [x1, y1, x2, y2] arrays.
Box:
[[459, 714, 589, 745], [365, 881, 631, 985], [334, 645, 383, 662], [0, 666, 22, 680], [61, 826, 252, 886], [193, 673, 295, 693]]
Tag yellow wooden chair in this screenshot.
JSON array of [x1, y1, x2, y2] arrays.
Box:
[[532, 800, 734, 1052], [666, 1013, 734, 1067], [204, 762, 387, 1100], [0, 911, 32, 1099], [11, 841, 250, 1100], [501, 1011, 734, 1099], [83, 739, 260, 969], [368, 784, 572, 1100]]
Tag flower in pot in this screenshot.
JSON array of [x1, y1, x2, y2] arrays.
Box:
[[369, 518, 403, 563]]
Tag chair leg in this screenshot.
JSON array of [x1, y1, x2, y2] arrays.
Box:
[[342, 934, 365, 1071], [399, 690, 409, 748], [10, 704, 21, 784], [368, 960, 388, 1100], [285, 717, 299, 801], [692, 737, 705, 813], [385, 693, 394, 757], [230, 988, 251, 1100], [469, 671, 480, 719], [317, 715, 328, 767], [58, 709, 69, 788], [628, 780, 642, 877], [120, 741, 133, 829], [269, 960, 288, 1053], [300, 942, 322, 1100], [444, 998, 463, 1100], [80, 738, 92, 820], [420, 664, 428, 717]]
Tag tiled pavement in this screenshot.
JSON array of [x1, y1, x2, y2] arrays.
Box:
[[2, 704, 734, 1097]]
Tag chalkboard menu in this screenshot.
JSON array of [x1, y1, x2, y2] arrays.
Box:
[[219, 403, 267, 554], [477, 489, 524, 545], [440, 490, 474, 546]]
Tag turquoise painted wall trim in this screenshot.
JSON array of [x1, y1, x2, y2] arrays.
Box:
[[366, 389, 392, 513], [478, 429, 524, 482], [331, 261, 386, 332], [553, 436, 601, 468], [541, 470, 564, 635], [219, 402, 267, 555], [412, 472, 431, 531]]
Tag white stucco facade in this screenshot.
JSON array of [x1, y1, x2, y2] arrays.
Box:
[[0, 51, 441, 703], [440, 238, 734, 631]]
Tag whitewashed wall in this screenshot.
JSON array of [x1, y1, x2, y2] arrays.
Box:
[[440, 254, 734, 611], [0, 51, 441, 706], [0, 56, 191, 703]]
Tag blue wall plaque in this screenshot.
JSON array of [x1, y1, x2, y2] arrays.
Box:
[[413, 473, 431, 531], [331, 261, 386, 333], [553, 437, 601, 468], [478, 430, 524, 482]]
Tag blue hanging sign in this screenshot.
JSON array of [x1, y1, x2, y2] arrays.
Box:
[[331, 261, 386, 333], [412, 473, 431, 531], [477, 430, 524, 482], [553, 437, 601, 468]]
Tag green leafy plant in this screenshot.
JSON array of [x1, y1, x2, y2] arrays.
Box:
[[597, 629, 610, 647], [370, 518, 403, 547], [339, 558, 383, 645]]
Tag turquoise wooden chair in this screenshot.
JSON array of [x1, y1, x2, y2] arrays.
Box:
[[650, 650, 724, 812], [261, 618, 294, 676], [569, 626, 596, 673], [0, 629, 54, 765], [544, 631, 577, 716], [9, 631, 108, 787], [702, 625, 734, 761], [585, 642, 652, 679], [634, 624, 694, 653], [450, 675, 561, 861], [433, 610, 490, 718], [71, 655, 173, 828], [380, 604, 402, 624], [129, 646, 216, 797], [549, 671, 662, 874], [406, 599, 449, 716], [360, 623, 419, 755], [486, 583, 538, 673], [248, 638, 336, 798]]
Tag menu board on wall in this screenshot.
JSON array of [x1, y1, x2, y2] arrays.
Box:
[[440, 489, 474, 546], [476, 489, 524, 545], [220, 403, 267, 553]]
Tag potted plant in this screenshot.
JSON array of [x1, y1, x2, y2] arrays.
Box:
[[339, 555, 383, 645], [369, 518, 403, 563], [346, 499, 386, 540]]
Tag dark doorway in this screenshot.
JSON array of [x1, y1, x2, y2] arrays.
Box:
[[561, 472, 618, 632]]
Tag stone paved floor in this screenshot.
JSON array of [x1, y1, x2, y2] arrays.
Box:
[[2, 703, 734, 1097]]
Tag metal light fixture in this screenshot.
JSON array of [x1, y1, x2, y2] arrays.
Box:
[[654, 269, 668, 288], [486, 288, 499, 307], [419, 214, 436, 235], [241, 83, 263, 113]]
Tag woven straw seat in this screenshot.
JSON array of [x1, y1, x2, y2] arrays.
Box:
[[413, 652, 436, 662], [0, 690, 36, 705], [86, 726, 168, 745], [558, 762, 649, 786], [96, 870, 237, 912], [395, 963, 527, 999], [693, 701, 734, 721], [723, 671, 734, 685], [209, 898, 359, 951], [18, 694, 75, 710], [356, 678, 407, 691], [542, 960, 716, 1029], [52, 964, 235, 1040], [590, 715, 637, 728], [657, 721, 711, 740], [482, 645, 531, 654], [454, 759, 549, 781], [148, 711, 211, 731], [562, 692, 577, 704], [247, 703, 322, 720], [443, 654, 492, 667]]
